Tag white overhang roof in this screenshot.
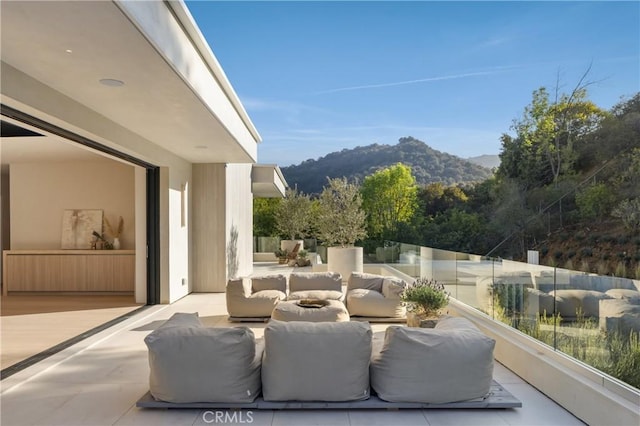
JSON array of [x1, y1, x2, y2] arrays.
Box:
[[252, 164, 288, 198], [0, 0, 260, 164]]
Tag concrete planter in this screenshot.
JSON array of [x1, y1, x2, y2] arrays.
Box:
[[406, 312, 438, 328], [327, 246, 363, 283], [280, 239, 304, 252]]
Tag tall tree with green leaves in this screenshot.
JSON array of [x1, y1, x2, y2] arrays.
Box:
[[315, 177, 367, 247], [273, 188, 313, 240], [498, 78, 606, 188], [360, 163, 418, 240], [253, 198, 281, 236]]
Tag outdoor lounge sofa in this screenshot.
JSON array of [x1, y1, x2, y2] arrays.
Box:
[[226, 274, 287, 319], [142, 313, 504, 408], [346, 272, 407, 319]]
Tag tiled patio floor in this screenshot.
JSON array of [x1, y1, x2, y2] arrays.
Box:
[[0, 264, 584, 425]]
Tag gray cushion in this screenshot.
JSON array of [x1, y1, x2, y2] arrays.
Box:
[[347, 288, 405, 318], [252, 274, 287, 293], [262, 320, 372, 401], [371, 321, 495, 404], [287, 290, 344, 301], [145, 313, 262, 403], [347, 272, 384, 292], [382, 278, 406, 299], [271, 300, 350, 322], [226, 278, 286, 318], [289, 272, 342, 292]]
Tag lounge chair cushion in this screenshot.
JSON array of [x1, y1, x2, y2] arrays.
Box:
[[371, 318, 495, 404], [145, 313, 262, 403], [347, 288, 405, 318], [288, 272, 344, 301], [226, 278, 286, 318], [347, 272, 384, 292], [251, 274, 287, 293], [262, 320, 372, 402], [287, 290, 344, 301], [382, 278, 406, 299]]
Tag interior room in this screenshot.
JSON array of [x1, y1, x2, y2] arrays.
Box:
[[1, 117, 145, 371]]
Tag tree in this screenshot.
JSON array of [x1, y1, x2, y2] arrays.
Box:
[[253, 197, 280, 236], [274, 188, 312, 240], [315, 177, 367, 247], [360, 163, 418, 239], [498, 82, 606, 189], [575, 183, 616, 222]]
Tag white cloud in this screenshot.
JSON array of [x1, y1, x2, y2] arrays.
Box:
[[312, 66, 518, 95]]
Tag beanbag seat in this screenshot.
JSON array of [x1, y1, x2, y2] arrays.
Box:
[[370, 317, 495, 404], [145, 313, 262, 403], [261, 320, 371, 402]]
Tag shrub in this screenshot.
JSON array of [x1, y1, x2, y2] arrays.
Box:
[[575, 183, 616, 221], [614, 261, 627, 278], [580, 260, 591, 273], [567, 250, 576, 259], [564, 259, 574, 271], [581, 247, 593, 257], [611, 197, 640, 233], [554, 251, 564, 260], [401, 278, 449, 316], [540, 246, 549, 257], [597, 261, 610, 276]]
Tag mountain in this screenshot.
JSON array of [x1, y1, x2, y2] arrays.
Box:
[[281, 137, 493, 194], [467, 155, 500, 169]]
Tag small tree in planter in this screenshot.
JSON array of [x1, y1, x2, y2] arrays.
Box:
[[401, 277, 449, 327], [315, 177, 367, 280], [274, 188, 313, 251]]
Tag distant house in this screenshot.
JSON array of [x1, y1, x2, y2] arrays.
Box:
[[1, 1, 286, 304]]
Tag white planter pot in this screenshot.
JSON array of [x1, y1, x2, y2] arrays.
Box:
[[280, 240, 304, 252], [327, 246, 363, 283]]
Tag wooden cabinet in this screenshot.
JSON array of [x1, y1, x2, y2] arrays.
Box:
[[2, 250, 135, 295]]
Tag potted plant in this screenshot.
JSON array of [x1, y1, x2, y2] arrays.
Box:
[[296, 250, 311, 267], [274, 188, 313, 252], [315, 177, 367, 281], [274, 248, 290, 264], [401, 277, 449, 327]]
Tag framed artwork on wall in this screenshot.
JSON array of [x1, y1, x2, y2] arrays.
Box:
[[61, 209, 103, 249]]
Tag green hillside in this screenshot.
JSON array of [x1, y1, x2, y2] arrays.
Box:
[[281, 137, 492, 194]]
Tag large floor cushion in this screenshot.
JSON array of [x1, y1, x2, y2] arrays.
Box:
[[145, 313, 262, 403], [346, 288, 405, 318], [288, 272, 343, 301], [226, 276, 287, 318], [271, 300, 350, 322], [262, 320, 372, 402], [371, 318, 495, 404]]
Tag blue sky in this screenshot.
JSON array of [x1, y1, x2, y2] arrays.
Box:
[[187, 1, 640, 166]]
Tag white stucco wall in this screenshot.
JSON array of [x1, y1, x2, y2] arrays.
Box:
[[225, 163, 253, 280]]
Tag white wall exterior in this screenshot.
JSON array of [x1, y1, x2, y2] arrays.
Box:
[[225, 163, 253, 280], [191, 163, 253, 293]]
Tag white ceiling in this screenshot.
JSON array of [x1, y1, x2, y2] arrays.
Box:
[[1, 0, 256, 164]]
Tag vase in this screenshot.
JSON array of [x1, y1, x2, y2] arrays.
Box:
[[112, 237, 121, 250]]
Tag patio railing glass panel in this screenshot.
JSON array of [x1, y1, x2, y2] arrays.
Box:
[[373, 241, 640, 391]]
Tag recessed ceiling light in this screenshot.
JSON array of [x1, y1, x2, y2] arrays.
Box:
[[195, 145, 208, 149], [65, 49, 73, 54], [99, 78, 125, 87]]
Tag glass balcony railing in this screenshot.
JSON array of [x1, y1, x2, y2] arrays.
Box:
[[372, 240, 640, 390]]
